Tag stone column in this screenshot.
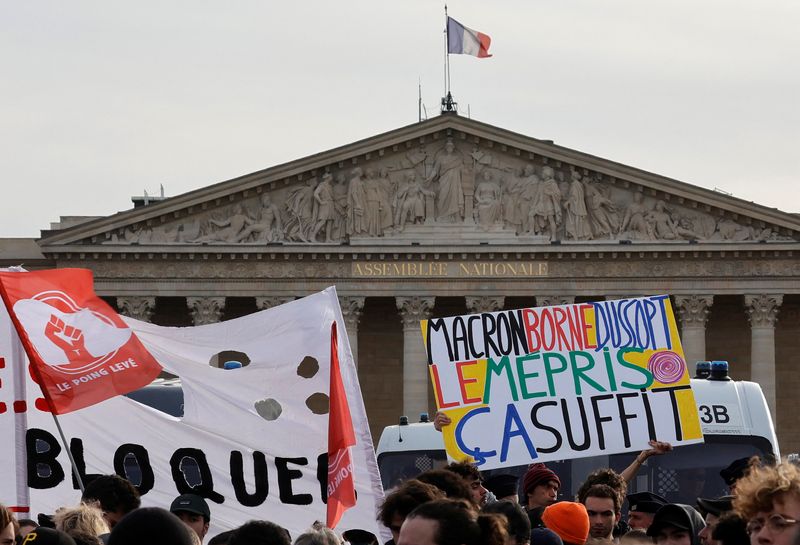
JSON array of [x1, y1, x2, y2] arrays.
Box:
[[465, 296, 505, 314], [674, 295, 714, 365], [187, 296, 226, 326], [396, 296, 435, 417], [339, 296, 365, 367], [117, 296, 156, 322], [255, 296, 295, 310], [745, 294, 782, 416], [536, 295, 575, 307]]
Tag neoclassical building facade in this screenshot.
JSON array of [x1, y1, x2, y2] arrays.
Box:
[[2, 114, 799, 451]]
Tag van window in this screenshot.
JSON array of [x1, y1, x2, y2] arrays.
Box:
[[379, 435, 773, 504], [377, 450, 449, 490]]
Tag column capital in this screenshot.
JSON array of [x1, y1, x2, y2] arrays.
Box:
[[396, 296, 435, 329], [187, 296, 226, 325], [339, 296, 366, 330], [536, 295, 575, 307], [255, 296, 295, 311], [465, 296, 505, 314], [674, 295, 714, 328], [745, 294, 783, 328], [117, 296, 156, 322]]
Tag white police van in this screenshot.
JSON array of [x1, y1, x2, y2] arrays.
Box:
[[375, 361, 780, 505]]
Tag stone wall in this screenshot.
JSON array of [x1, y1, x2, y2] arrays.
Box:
[[776, 296, 800, 454], [706, 295, 751, 380], [358, 297, 405, 441]]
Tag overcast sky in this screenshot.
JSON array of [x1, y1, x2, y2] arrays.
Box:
[[2, 1, 798, 237]]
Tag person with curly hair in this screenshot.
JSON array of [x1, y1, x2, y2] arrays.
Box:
[[734, 460, 800, 545], [53, 503, 110, 545], [397, 499, 507, 545], [444, 461, 489, 506], [416, 469, 474, 504], [379, 479, 445, 544]]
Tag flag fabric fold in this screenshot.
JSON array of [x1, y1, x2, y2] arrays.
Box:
[[0, 268, 162, 414], [447, 16, 492, 58], [326, 321, 357, 529]]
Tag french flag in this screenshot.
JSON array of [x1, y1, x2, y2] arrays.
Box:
[[447, 16, 492, 58]]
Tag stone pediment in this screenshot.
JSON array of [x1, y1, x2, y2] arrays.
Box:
[[37, 114, 800, 251]]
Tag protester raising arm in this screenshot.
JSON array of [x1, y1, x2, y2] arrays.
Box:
[[620, 440, 673, 484]]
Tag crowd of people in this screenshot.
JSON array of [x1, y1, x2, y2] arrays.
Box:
[[383, 452, 796, 545], [0, 474, 347, 545], [2, 451, 799, 545]]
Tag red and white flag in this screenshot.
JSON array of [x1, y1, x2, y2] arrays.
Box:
[[0, 268, 163, 414], [326, 321, 357, 529]]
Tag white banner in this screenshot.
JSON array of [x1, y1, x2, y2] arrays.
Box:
[[0, 285, 384, 539]]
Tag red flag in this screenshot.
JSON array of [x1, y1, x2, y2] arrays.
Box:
[[0, 268, 163, 414], [326, 321, 356, 529]]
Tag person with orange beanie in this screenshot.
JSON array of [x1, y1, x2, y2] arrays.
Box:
[[542, 501, 591, 545]]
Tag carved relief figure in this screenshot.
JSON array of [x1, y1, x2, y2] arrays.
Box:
[[517, 164, 540, 234], [378, 167, 395, 233], [474, 170, 503, 230], [347, 167, 367, 236], [311, 173, 337, 242], [332, 174, 349, 240], [395, 172, 434, 231], [192, 203, 253, 243], [715, 218, 753, 241], [235, 194, 283, 243], [646, 200, 685, 240], [426, 139, 465, 222], [533, 166, 562, 240], [364, 169, 384, 237], [584, 176, 618, 238], [285, 178, 317, 242], [564, 170, 593, 240], [500, 169, 524, 233], [669, 216, 701, 240], [619, 192, 655, 240]]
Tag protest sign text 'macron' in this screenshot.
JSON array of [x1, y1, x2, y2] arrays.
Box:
[[422, 295, 703, 469]]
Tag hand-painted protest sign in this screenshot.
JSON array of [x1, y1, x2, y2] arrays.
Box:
[[423, 295, 703, 470], [0, 283, 384, 539]]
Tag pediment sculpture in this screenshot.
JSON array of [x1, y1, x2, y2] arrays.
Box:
[[103, 138, 793, 246]]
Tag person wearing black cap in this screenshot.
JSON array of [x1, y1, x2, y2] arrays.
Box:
[[170, 494, 211, 542], [107, 507, 195, 545], [484, 474, 520, 503], [719, 458, 753, 494], [16, 527, 78, 545], [696, 496, 733, 545], [627, 491, 668, 530], [647, 504, 706, 545]]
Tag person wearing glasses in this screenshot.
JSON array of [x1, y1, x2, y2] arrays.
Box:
[[734, 461, 800, 545]]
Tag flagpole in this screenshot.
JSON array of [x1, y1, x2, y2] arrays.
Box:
[[444, 4, 451, 97], [50, 408, 86, 492]]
